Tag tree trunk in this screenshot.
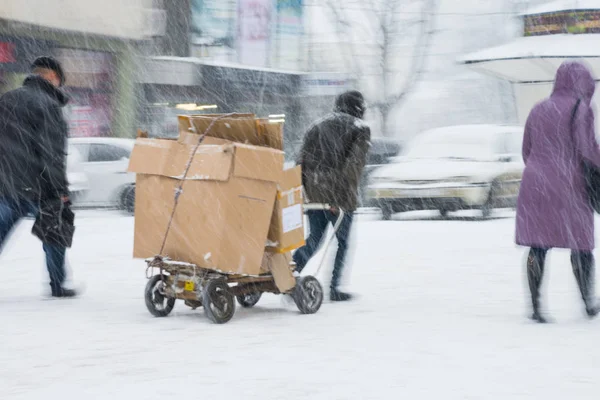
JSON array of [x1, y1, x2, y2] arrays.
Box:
[[380, 104, 391, 138]]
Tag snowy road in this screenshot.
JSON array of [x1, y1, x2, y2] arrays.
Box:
[[1, 210, 599, 399]]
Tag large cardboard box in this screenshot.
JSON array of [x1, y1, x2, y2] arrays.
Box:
[[128, 137, 284, 276], [266, 165, 305, 253]]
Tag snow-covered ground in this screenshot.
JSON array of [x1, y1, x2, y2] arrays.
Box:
[[2, 210, 600, 399]]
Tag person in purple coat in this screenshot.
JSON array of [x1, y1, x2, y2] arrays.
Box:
[[516, 60, 600, 323]]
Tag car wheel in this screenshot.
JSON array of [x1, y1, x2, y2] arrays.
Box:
[[120, 185, 135, 214], [381, 204, 393, 221], [482, 182, 499, 219]]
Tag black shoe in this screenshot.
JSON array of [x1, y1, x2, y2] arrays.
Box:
[[52, 288, 78, 298], [530, 311, 548, 323], [330, 289, 353, 302], [586, 307, 600, 318], [585, 300, 600, 318]]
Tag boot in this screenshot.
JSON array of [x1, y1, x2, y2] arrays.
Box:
[[330, 287, 353, 302], [572, 252, 600, 318], [527, 249, 547, 323], [51, 287, 78, 298]]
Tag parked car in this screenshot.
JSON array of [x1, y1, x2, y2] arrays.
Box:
[[66, 143, 90, 203], [68, 137, 136, 212], [367, 124, 524, 220], [359, 137, 402, 206]]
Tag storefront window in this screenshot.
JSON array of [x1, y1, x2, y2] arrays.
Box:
[[56, 48, 116, 137]]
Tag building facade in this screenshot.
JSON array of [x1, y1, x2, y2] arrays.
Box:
[[139, 0, 328, 158], [0, 0, 158, 138]]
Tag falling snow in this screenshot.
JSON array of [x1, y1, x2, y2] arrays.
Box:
[[2, 0, 600, 399]]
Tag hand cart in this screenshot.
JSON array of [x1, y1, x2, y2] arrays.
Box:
[[143, 203, 344, 324]]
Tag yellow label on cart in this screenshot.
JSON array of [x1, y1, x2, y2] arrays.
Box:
[[184, 281, 195, 291]]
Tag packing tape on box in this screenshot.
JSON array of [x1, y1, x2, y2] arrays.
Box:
[[277, 186, 303, 200], [266, 239, 306, 254]]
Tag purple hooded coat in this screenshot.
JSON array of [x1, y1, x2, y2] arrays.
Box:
[[516, 61, 600, 251]]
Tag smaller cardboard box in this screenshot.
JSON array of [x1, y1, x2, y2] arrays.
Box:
[[260, 252, 296, 293], [178, 114, 261, 146], [266, 165, 305, 253], [179, 114, 285, 151]]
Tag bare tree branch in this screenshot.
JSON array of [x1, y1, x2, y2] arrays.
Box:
[[373, 0, 438, 111], [320, 0, 439, 136]]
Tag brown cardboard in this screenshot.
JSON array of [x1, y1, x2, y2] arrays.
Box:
[[178, 134, 232, 147], [260, 252, 296, 292], [178, 114, 261, 146], [128, 138, 234, 181], [267, 165, 305, 253], [178, 114, 255, 145], [129, 137, 284, 276], [256, 119, 284, 150], [137, 129, 148, 138], [178, 114, 284, 152]]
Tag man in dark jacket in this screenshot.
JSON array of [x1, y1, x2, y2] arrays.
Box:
[[0, 56, 76, 298], [293, 90, 371, 301]]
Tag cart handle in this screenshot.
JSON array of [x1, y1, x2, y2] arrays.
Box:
[[302, 204, 346, 276], [303, 203, 335, 211]]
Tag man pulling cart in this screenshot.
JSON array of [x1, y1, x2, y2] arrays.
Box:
[[293, 90, 371, 301]]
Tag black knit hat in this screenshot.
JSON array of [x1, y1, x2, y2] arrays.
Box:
[[335, 90, 366, 119], [31, 56, 65, 86]]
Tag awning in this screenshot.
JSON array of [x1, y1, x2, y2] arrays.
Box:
[[139, 56, 305, 86], [460, 34, 600, 83]]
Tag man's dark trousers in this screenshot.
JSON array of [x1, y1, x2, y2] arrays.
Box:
[[0, 197, 66, 293]]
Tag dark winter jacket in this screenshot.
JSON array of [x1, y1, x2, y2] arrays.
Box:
[[297, 92, 371, 211], [0, 75, 70, 201]]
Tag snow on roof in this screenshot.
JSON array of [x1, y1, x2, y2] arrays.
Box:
[[521, 0, 600, 16], [460, 34, 600, 63], [149, 56, 305, 75]]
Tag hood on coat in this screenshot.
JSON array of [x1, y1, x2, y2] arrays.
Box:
[[552, 61, 596, 101], [334, 90, 366, 119]]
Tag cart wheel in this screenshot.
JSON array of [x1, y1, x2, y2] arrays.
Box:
[[237, 292, 262, 308], [145, 275, 175, 317], [292, 276, 324, 314], [202, 279, 236, 324]]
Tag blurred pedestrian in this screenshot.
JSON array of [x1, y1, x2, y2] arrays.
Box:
[[516, 60, 600, 322], [293, 90, 371, 301], [0, 56, 77, 297]]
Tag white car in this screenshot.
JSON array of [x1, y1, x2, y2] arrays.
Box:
[[66, 143, 90, 203], [68, 137, 136, 212], [367, 124, 524, 220]]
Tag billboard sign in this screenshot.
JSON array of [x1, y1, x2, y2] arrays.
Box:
[[190, 0, 236, 48], [237, 0, 272, 67], [301, 72, 353, 96], [272, 0, 303, 70], [525, 10, 600, 36]]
